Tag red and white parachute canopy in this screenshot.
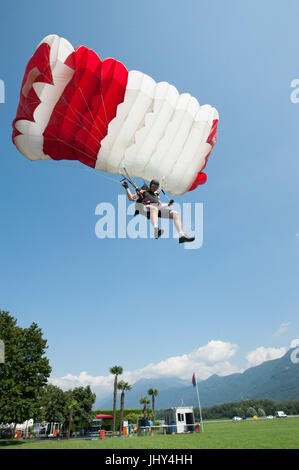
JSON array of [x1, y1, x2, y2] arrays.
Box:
[[12, 34, 219, 195]]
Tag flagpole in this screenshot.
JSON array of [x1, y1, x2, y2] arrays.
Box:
[[195, 379, 204, 432]]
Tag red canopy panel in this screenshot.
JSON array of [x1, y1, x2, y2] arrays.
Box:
[[96, 414, 113, 419]]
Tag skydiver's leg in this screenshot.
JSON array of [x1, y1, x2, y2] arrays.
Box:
[[138, 205, 163, 239], [159, 209, 183, 234], [148, 205, 159, 228], [160, 209, 195, 244], [148, 205, 164, 238], [168, 210, 183, 234]]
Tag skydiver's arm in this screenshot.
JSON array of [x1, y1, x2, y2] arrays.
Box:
[[126, 188, 135, 201], [126, 189, 144, 202]]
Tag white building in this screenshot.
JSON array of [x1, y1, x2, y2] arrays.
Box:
[[164, 406, 195, 434]]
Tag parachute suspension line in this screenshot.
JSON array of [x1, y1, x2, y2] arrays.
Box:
[[99, 90, 109, 130], [23, 67, 109, 141], [160, 176, 166, 196], [18, 65, 107, 167], [36, 127, 100, 167], [20, 67, 109, 153], [159, 176, 171, 203], [121, 167, 139, 191], [19, 69, 170, 195], [44, 104, 103, 149], [16, 63, 167, 194], [57, 90, 107, 146], [33, 125, 122, 188], [76, 84, 109, 136], [44, 159, 123, 185], [19, 101, 104, 164], [18, 67, 120, 188], [160, 188, 171, 203]]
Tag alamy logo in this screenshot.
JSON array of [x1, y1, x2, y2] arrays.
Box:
[[290, 339, 299, 364], [290, 79, 299, 103], [0, 339, 4, 363], [95, 196, 203, 250], [0, 79, 4, 103]]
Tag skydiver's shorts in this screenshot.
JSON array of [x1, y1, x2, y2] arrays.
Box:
[[135, 204, 171, 219]]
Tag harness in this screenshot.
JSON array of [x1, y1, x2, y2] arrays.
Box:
[[135, 190, 160, 216]]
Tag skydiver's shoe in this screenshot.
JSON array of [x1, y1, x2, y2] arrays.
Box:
[[154, 228, 164, 239], [179, 234, 195, 244]]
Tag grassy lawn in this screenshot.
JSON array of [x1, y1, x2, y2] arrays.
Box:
[[2, 418, 299, 449]]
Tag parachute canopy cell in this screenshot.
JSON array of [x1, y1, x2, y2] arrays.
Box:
[[12, 34, 219, 195]]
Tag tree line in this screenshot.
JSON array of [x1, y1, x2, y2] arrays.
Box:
[[0, 310, 97, 437], [200, 398, 299, 419], [201, 399, 299, 420], [155, 398, 299, 420], [0, 311, 160, 437]]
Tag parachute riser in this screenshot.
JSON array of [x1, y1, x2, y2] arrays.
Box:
[[121, 168, 140, 192]]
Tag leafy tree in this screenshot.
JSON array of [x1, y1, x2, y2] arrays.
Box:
[[37, 384, 96, 435], [247, 407, 257, 417], [109, 365, 123, 435], [258, 408, 266, 417], [0, 311, 51, 436], [148, 388, 159, 423], [71, 385, 96, 429], [124, 413, 141, 425], [39, 384, 67, 423], [118, 381, 132, 434]]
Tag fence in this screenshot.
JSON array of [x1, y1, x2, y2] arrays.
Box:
[[89, 423, 201, 440]]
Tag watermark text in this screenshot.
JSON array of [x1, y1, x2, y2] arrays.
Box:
[[0, 79, 4, 103], [0, 339, 4, 363], [95, 196, 203, 249], [290, 339, 299, 364], [290, 79, 299, 103]]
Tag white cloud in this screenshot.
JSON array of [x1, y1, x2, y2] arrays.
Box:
[[190, 340, 238, 363], [49, 340, 240, 400], [273, 322, 291, 337], [246, 346, 286, 367]]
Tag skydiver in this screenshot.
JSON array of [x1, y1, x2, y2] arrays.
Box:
[[122, 179, 195, 243]]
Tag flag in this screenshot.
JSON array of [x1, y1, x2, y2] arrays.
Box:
[[192, 373, 196, 387]]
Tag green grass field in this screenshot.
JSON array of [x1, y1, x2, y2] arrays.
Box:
[[1, 418, 299, 449]]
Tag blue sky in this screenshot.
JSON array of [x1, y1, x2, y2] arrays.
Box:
[[0, 0, 298, 399]]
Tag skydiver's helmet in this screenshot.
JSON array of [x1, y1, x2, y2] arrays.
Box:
[[149, 179, 160, 189]]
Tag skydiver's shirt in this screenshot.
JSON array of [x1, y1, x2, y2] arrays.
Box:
[[131, 190, 161, 206]]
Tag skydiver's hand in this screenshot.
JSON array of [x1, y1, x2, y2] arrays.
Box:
[[168, 199, 174, 206], [122, 181, 129, 189], [135, 188, 141, 195]]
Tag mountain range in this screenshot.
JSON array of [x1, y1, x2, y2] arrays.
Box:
[[95, 348, 299, 410]]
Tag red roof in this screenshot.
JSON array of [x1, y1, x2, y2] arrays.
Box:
[[95, 414, 113, 419]]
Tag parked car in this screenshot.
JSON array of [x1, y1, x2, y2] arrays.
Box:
[[232, 416, 242, 421], [267, 415, 274, 419]]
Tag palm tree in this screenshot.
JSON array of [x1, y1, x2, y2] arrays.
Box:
[[118, 381, 132, 434], [140, 397, 150, 419], [148, 388, 159, 423], [65, 398, 78, 439], [109, 365, 123, 435]]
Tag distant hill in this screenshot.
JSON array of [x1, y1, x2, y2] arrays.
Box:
[[95, 349, 299, 410]]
